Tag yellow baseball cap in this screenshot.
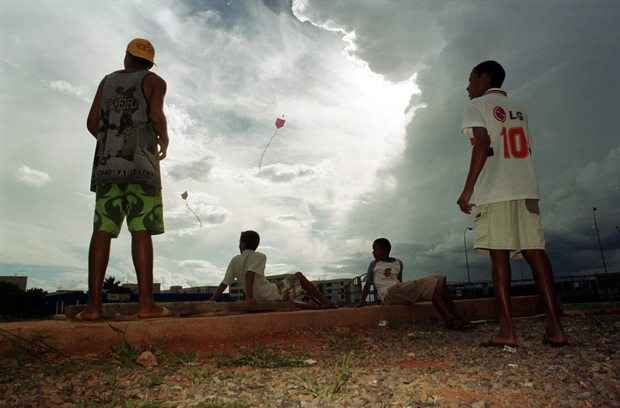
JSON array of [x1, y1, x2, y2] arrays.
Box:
[[126, 38, 155, 63]]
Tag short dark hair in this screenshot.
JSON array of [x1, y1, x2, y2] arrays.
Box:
[[373, 237, 391, 254], [126, 52, 154, 70], [240, 230, 260, 250], [472, 60, 505, 88]]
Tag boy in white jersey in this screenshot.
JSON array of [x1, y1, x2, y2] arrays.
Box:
[[211, 231, 332, 308], [458, 61, 567, 347], [359, 238, 466, 329]]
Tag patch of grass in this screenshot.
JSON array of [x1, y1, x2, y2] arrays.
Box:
[[194, 402, 249, 408], [297, 352, 353, 399], [124, 401, 164, 408], [111, 341, 139, 368], [174, 351, 197, 365], [185, 366, 212, 385], [138, 374, 164, 388], [331, 353, 353, 394], [216, 345, 307, 368]]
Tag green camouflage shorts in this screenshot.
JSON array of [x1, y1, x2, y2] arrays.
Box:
[[94, 183, 164, 238]]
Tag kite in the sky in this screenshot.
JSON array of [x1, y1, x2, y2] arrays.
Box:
[[258, 116, 286, 170], [181, 190, 202, 227]]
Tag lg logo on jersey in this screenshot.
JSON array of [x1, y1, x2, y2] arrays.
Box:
[[509, 111, 525, 121], [493, 106, 524, 122]]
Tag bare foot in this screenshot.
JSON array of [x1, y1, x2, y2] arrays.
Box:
[[544, 330, 568, 347], [75, 307, 102, 321], [138, 305, 172, 319]]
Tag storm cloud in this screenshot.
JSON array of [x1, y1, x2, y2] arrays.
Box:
[[297, 0, 620, 280]]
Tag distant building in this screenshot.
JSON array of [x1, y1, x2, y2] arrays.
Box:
[[181, 285, 220, 295], [46, 290, 87, 315], [121, 282, 161, 294], [314, 278, 361, 306], [0, 276, 27, 291]]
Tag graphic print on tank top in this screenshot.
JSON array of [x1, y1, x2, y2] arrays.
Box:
[[90, 70, 161, 192]]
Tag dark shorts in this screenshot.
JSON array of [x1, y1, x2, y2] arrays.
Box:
[[94, 183, 164, 238]]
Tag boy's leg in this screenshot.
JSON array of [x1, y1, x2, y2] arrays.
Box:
[[488, 249, 518, 346], [126, 185, 168, 318], [79, 184, 123, 321], [431, 277, 466, 328], [294, 272, 332, 307], [132, 231, 168, 318], [79, 231, 112, 320], [522, 249, 567, 344]]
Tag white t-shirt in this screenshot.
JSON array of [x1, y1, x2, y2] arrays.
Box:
[[368, 258, 403, 301], [222, 250, 280, 301], [462, 88, 539, 205]]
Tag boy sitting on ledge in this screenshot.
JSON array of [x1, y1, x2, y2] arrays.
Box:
[[211, 230, 332, 308], [360, 238, 467, 329]]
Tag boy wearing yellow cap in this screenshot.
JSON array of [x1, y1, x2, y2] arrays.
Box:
[[80, 38, 170, 320]]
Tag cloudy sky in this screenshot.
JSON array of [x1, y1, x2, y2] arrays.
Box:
[[1, 0, 619, 291]]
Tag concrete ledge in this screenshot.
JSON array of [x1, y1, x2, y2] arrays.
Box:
[[0, 296, 542, 355], [64, 300, 299, 319]]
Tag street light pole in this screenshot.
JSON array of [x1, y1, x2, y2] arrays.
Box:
[[592, 207, 608, 274], [463, 226, 473, 283]]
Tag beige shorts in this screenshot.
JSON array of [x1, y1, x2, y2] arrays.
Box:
[[473, 199, 545, 257], [383, 275, 444, 305], [275, 273, 304, 301]]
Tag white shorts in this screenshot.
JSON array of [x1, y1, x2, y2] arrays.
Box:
[[274, 273, 304, 301], [473, 199, 545, 258], [383, 275, 444, 305]]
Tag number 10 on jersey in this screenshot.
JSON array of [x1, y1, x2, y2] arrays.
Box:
[[501, 127, 529, 159]]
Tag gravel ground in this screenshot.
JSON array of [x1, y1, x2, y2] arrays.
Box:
[[0, 313, 618, 407]]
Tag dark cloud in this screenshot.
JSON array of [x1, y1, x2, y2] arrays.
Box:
[[298, 1, 620, 279]]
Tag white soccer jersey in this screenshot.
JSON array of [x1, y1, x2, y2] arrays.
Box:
[[370, 259, 402, 301], [461, 88, 539, 205]]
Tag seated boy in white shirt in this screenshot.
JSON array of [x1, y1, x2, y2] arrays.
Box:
[[211, 230, 332, 308], [360, 238, 466, 329]]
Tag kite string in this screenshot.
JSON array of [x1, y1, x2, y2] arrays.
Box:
[[185, 202, 202, 227], [258, 128, 279, 170]]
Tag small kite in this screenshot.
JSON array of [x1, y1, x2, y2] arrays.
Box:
[[181, 190, 202, 227], [258, 116, 286, 170]]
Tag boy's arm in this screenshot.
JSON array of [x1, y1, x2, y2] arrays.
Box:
[[211, 283, 228, 302], [86, 80, 104, 137], [358, 261, 375, 306], [143, 74, 169, 160], [458, 127, 490, 214], [244, 271, 255, 303]]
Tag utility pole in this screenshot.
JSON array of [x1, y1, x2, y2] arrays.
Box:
[[592, 207, 608, 274], [463, 226, 473, 283]]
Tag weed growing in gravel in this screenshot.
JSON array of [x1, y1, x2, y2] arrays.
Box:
[[194, 402, 249, 408], [297, 352, 353, 399], [124, 401, 165, 408], [138, 374, 164, 388], [216, 345, 307, 368], [111, 341, 139, 368]]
